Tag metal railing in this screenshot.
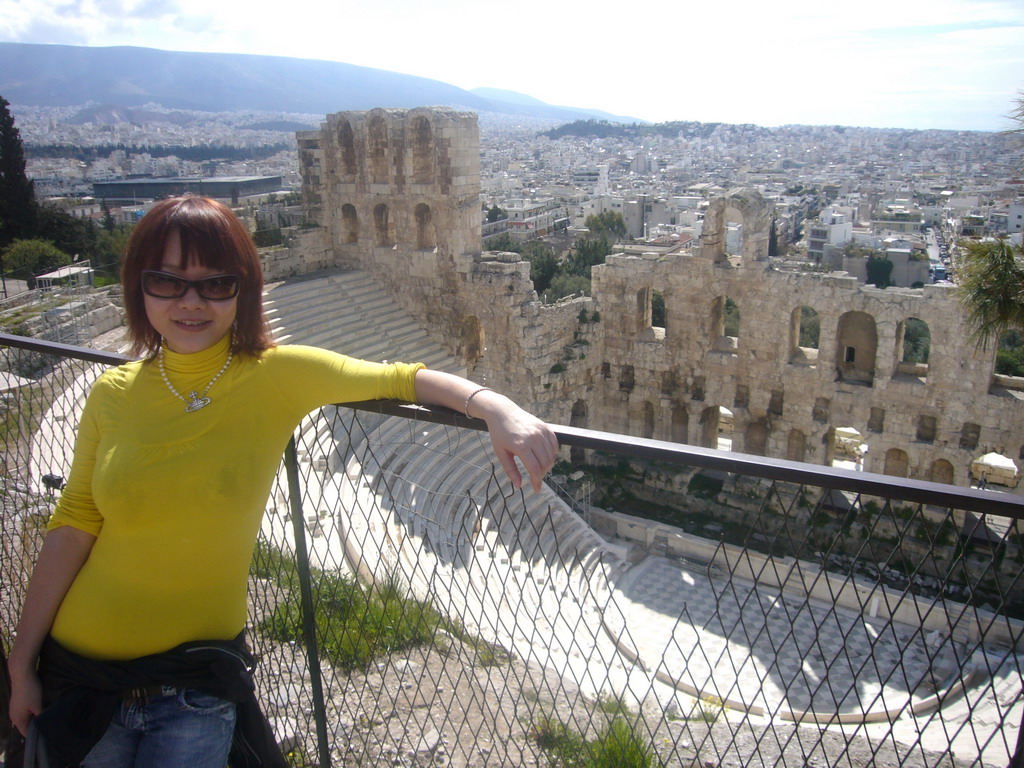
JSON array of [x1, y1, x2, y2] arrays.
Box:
[[2, 331, 1023, 768]]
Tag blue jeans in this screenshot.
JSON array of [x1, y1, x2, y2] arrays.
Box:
[[81, 687, 236, 768]]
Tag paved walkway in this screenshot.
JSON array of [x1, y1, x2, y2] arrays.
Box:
[[609, 556, 952, 720]]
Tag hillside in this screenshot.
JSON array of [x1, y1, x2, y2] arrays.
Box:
[[0, 43, 638, 123]]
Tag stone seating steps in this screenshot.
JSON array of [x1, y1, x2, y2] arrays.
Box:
[[263, 271, 461, 376]]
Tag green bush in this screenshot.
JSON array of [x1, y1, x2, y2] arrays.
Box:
[[255, 543, 442, 671], [687, 472, 723, 499]]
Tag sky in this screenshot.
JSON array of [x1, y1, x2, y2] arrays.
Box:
[[1, 0, 1022, 132]]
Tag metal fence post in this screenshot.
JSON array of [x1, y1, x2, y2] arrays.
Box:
[[284, 437, 332, 768]]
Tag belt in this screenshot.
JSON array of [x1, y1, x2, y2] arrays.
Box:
[[122, 685, 177, 705]]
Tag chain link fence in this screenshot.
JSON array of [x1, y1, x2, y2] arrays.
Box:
[[2, 332, 1024, 767]]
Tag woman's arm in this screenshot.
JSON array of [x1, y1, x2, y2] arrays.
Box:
[[414, 369, 559, 492], [7, 525, 96, 735]]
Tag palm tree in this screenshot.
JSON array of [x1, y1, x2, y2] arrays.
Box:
[[958, 238, 1024, 349]]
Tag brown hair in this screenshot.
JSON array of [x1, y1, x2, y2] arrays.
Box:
[[121, 196, 275, 358]]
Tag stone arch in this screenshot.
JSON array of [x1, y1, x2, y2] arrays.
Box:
[[415, 203, 435, 250], [789, 305, 820, 365], [461, 315, 484, 364], [368, 114, 389, 183], [896, 317, 931, 377], [570, 399, 588, 464], [787, 429, 807, 462], [411, 115, 434, 184], [699, 188, 772, 265], [671, 403, 688, 443], [711, 295, 740, 352], [884, 448, 910, 478], [642, 401, 655, 439], [929, 458, 954, 485], [341, 204, 358, 243], [836, 311, 877, 385], [745, 419, 768, 456], [373, 203, 393, 246], [337, 119, 357, 177]]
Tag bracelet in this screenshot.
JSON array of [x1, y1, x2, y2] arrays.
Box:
[[464, 386, 493, 419]]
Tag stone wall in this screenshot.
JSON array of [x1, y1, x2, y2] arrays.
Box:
[[294, 108, 1023, 491]]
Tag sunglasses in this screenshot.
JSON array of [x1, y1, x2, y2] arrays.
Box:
[[141, 270, 240, 301]]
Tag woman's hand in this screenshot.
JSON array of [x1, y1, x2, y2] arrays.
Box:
[[413, 370, 559, 491], [476, 392, 559, 492], [8, 667, 43, 737]]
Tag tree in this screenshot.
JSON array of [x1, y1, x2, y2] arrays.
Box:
[[584, 211, 627, 240], [486, 205, 507, 223], [566, 235, 611, 277], [0, 95, 36, 249], [34, 203, 97, 258], [865, 256, 893, 288], [543, 273, 590, 303], [958, 237, 1024, 349], [484, 232, 521, 254], [768, 218, 779, 258], [3, 239, 72, 284], [521, 242, 559, 295], [996, 331, 1024, 376]]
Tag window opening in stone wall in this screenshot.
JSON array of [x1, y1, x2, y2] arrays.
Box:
[[768, 390, 784, 417], [601, 362, 611, 378], [652, 290, 665, 330], [916, 414, 937, 443], [660, 370, 677, 396], [642, 401, 655, 439], [812, 397, 830, 423], [832, 426, 866, 470], [461, 315, 484, 365], [745, 419, 768, 455], [789, 305, 819, 365], [711, 295, 740, 352], [699, 405, 722, 449], [691, 376, 705, 401], [787, 429, 807, 462], [836, 310, 877, 386], [734, 385, 749, 409], [338, 120, 357, 177], [960, 422, 981, 450], [341, 204, 358, 244], [671, 403, 688, 443], [884, 448, 910, 478], [368, 115, 389, 183], [411, 116, 434, 184], [619, 365, 635, 392], [700, 405, 732, 450], [896, 317, 930, 377], [415, 203, 435, 250], [373, 203, 393, 246], [868, 407, 886, 433], [929, 459, 954, 484]]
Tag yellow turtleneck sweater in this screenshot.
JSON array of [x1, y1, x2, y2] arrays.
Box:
[[48, 336, 423, 660]]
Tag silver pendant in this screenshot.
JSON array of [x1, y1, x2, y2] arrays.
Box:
[[185, 391, 212, 412]]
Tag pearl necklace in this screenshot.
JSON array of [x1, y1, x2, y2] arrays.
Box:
[[158, 344, 234, 413]]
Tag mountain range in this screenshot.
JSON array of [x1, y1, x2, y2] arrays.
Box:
[[0, 42, 640, 124]]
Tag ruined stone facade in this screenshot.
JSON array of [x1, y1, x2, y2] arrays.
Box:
[[293, 108, 1024, 491]]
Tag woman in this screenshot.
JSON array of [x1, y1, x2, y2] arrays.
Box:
[[6, 196, 558, 767]]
